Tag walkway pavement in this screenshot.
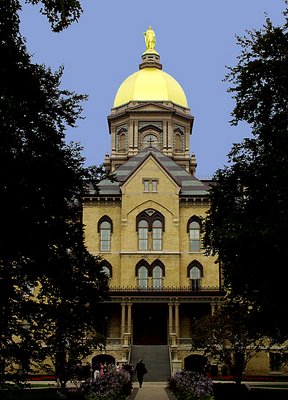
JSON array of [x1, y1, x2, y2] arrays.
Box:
[[129, 382, 175, 400]]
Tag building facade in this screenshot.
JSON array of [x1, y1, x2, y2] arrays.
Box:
[[83, 28, 287, 378]]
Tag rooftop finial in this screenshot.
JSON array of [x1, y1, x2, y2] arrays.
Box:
[[143, 26, 158, 54]]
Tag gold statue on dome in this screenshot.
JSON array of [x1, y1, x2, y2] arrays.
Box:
[[143, 26, 158, 54]]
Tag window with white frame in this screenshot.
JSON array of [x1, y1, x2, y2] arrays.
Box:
[[152, 220, 162, 250], [98, 216, 113, 252], [189, 266, 201, 291], [189, 221, 201, 252], [138, 266, 148, 289], [100, 221, 111, 251], [143, 178, 158, 192], [138, 220, 148, 250], [151, 179, 158, 192], [136, 210, 164, 251], [102, 266, 111, 278], [152, 265, 163, 289], [143, 179, 150, 192]]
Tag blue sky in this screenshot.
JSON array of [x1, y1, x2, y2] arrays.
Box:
[[19, 0, 285, 178]]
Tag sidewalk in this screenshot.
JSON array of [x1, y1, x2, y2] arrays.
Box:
[[129, 382, 175, 400]]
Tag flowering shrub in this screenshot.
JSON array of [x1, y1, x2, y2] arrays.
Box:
[[80, 370, 132, 400], [168, 371, 214, 400]]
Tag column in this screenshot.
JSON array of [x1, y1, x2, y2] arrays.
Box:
[[127, 302, 132, 335], [134, 121, 139, 152], [128, 121, 133, 156], [168, 302, 174, 335], [121, 302, 126, 340], [174, 301, 180, 341]]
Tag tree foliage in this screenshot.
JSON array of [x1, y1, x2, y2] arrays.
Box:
[[204, 5, 288, 341], [26, 0, 83, 32], [191, 302, 266, 384], [0, 0, 108, 385]]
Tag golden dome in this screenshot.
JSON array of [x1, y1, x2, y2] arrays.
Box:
[[113, 67, 189, 109]]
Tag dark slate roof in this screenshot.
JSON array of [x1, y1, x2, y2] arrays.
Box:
[[92, 148, 210, 197]]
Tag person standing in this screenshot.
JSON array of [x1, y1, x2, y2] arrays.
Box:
[[135, 359, 147, 388]]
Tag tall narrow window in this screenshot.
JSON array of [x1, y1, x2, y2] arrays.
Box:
[[152, 265, 163, 289], [190, 266, 201, 291], [175, 133, 183, 151], [151, 179, 158, 192], [270, 353, 282, 372], [138, 266, 148, 289], [100, 221, 111, 251], [119, 133, 126, 152], [189, 221, 201, 252], [152, 220, 162, 250], [102, 266, 111, 278], [138, 220, 148, 250], [143, 179, 150, 192]]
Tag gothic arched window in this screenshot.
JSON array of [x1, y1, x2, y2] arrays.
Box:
[[175, 133, 183, 152], [138, 220, 148, 250], [152, 265, 163, 289], [152, 220, 162, 250], [100, 261, 112, 278], [187, 217, 202, 252], [119, 133, 126, 152], [188, 261, 203, 291], [138, 266, 148, 289], [136, 210, 165, 251], [98, 216, 113, 252]]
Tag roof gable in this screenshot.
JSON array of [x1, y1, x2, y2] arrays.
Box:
[[96, 148, 210, 196]]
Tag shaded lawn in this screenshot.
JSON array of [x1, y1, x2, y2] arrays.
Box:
[[1, 388, 64, 400]]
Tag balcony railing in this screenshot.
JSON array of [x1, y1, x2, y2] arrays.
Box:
[[108, 285, 223, 293]]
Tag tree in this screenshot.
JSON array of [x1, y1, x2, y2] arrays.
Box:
[[0, 0, 108, 385], [191, 302, 266, 384], [26, 0, 83, 32], [204, 4, 288, 341]]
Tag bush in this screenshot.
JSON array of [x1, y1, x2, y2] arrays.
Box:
[[80, 370, 132, 400], [168, 371, 214, 400]]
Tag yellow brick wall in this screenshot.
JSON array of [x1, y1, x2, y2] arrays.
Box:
[[83, 156, 218, 289]]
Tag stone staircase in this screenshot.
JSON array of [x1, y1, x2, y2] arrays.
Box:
[[130, 345, 171, 382]]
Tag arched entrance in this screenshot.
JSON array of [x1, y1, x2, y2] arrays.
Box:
[[184, 354, 208, 373], [133, 303, 167, 345], [92, 354, 115, 370]]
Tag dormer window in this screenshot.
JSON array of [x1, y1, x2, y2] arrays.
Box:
[[151, 179, 158, 192]]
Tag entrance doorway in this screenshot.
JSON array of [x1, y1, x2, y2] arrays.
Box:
[[184, 354, 208, 373], [133, 303, 167, 345]]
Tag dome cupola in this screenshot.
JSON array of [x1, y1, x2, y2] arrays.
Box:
[[113, 27, 188, 109]]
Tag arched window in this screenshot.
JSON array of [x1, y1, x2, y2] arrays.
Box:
[[152, 220, 162, 250], [152, 265, 163, 289], [138, 220, 148, 250], [100, 261, 112, 278], [98, 216, 113, 252], [188, 220, 201, 252], [102, 266, 110, 277], [188, 261, 203, 291], [119, 133, 126, 152], [190, 266, 201, 291], [136, 210, 165, 251], [175, 133, 183, 151], [138, 266, 148, 289]]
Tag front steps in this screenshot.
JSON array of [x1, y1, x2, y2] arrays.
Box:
[[130, 345, 171, 382]]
